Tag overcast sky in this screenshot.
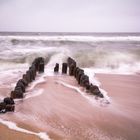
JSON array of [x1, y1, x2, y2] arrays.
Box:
[[0, 0, 140, 32]]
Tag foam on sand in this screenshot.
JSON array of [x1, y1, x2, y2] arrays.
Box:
[[57, 80, 110, 107], [0, 118, 51, 140], [14, 74, 47, 102], [27, 74, 46, 91], [55, 68, 110, 106]]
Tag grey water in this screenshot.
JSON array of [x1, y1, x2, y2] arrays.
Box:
[[0, 32, 140, 74]]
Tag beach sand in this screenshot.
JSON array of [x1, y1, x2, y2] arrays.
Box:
[[0, 124, 41, 140], [0, 74, 140, 140]]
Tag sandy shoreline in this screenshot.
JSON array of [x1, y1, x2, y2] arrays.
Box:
[[0, 124, 41, 140], [0, 73, 140, 140]]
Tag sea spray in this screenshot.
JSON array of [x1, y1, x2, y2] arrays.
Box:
[[0, 33, 140, 74]]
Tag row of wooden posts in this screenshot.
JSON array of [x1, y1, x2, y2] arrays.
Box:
[[0, 56, 104, 114], [0, 57, 45, 113], [54, 57, 104, 98]]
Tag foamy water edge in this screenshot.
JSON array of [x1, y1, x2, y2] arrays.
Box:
[[0, 118, 51, 140]]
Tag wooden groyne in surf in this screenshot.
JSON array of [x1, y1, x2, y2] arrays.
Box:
[[0, 57, 45, 113], [54, 57, 104, 98], [0, 56, 104, 114]]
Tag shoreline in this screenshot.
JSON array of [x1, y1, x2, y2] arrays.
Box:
[[0, 123, 41, 140], [0, 73, 140, 140]]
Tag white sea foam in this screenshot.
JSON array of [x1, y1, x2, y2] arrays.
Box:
[[14, 73, 47, 102], [0, 34, 140, 74], [83, 68, 111, 104], [1, 35, 140, 42], [0, 118, 51, 140], [14, 89, 44, 103], [0, 72, 51, 139], [27, 74, 46, 91], [83, 68, 100, 86], [57, 80, 110, 107]]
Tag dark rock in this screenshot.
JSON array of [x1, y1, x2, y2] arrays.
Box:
[[62, 63, 67, 74], [54, 63, 59, 72]]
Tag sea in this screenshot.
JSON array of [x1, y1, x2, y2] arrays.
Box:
[[0, 32, 140, 74], [0, 32, 140, 140]]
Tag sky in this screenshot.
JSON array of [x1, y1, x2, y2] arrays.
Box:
[[0, 0, 140, 32]]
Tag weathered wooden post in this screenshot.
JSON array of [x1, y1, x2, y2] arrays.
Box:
[[11, 89, 23, 99], [22, 74, 29, 85], [5, 105, 15, 112], [67, 57, 77, 76], [77, 70, 84, 84], [69, 64, 75, 76], [26, 70, 32, 83], [4, 97, 15, 105], [16, 81, 26, 93], [74, 67, 79, 78], [54, 63, 59, 72], [38, 57, 45, 73], [0, 102, 6, 113], [62, 63, 68, 74]]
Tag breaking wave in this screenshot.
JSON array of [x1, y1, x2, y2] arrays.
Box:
[[0, 34, 140, 74]]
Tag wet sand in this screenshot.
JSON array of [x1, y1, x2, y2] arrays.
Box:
[[0, 74, 140, 140], [0, 124, 41, 140]]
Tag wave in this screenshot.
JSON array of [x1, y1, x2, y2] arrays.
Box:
[[0, 47, 70, 72], [0, 35, 140, 74], [1, 35, 140, 43], [0, 46, 140, 74], [73, 49, 140, 74]]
